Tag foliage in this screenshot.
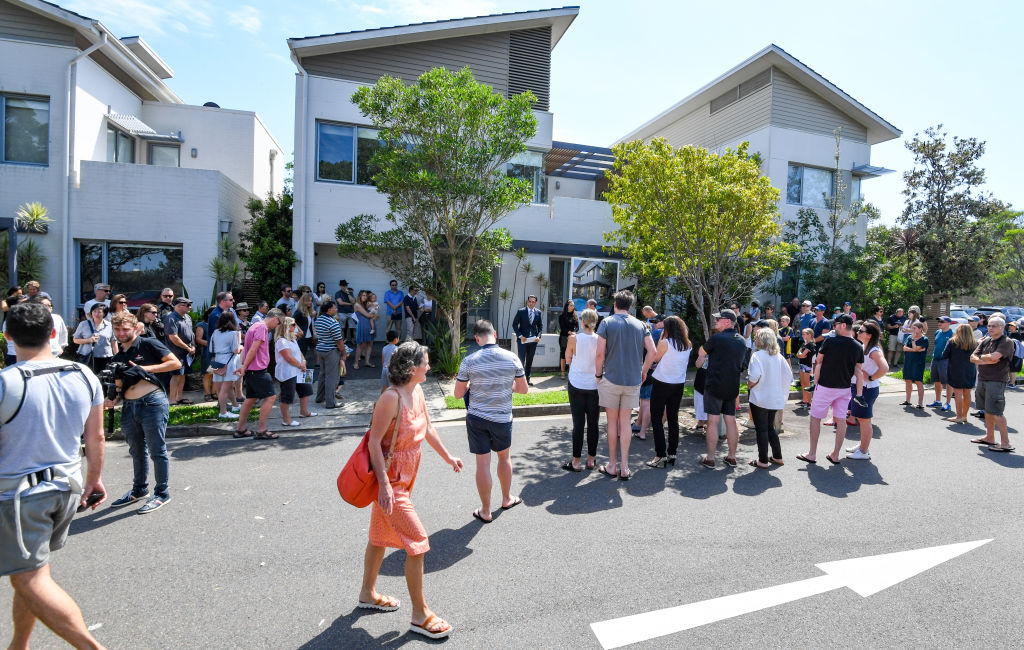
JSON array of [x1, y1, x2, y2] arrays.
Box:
[[900, 125, 1006, 296], [603, 138, 793, 338], [338, 67, 537, 356], [238, 193, 299, 302], [0, 202, 51, 286], [977, 210, 1024, 302], [424, 319, 467, 377], [207, 237, 242, 303], [770, 206, 827, 301], [15, 202, 52, 233]]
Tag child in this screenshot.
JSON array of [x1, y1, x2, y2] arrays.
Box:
[[796, 328, 816, 407], [778, 315, 794, 359], [380, 330, 399, 394]]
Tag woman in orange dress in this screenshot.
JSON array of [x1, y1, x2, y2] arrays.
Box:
[[358, 342, 463, 640]]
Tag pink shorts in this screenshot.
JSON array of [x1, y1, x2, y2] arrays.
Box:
[[809, 385, 852, 419]]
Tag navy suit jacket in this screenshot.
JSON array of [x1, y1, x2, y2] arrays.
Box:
[[513, 307, 543, 339]]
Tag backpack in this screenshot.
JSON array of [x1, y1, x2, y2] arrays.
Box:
[[0, 363, 91, 425]]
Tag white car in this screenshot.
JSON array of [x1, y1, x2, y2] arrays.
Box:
[[948, 309, 971, 326]]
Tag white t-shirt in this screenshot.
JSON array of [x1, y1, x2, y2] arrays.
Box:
[[82, 298, 111, 320], [747, 349, 793, 410], [274, 338, 303, 382], [652, 341, 690, 384], [50, 313, 69, 356], [567, 331, 599, 390]]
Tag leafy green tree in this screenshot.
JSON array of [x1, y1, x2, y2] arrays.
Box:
[[901, 125, 1004, 296], [979, 210, 1024, 301], [336, 67, 536, 356], [238, 194, 299, 302], [603, 139, 793, 338]]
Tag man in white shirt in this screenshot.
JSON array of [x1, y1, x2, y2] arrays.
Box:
[[35, 296, 67, 356], [82, 283, 110, 321]]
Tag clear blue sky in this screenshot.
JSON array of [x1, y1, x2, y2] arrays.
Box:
[[67, 0, 1022, 223]]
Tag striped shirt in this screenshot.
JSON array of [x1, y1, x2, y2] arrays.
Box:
[[314, 314, 343, 352], [456, 343, 524, 423]]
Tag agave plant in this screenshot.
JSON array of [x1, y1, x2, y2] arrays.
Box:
[[15, 202, 52, 233]]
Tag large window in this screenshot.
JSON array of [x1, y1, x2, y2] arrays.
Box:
[[507, 150, 547, 204], [1, 95, 49, 165], [546, 258, 569, 334], [148, 143, 179, 167], [316, 121, 382, 185], [78, 241, 182, 306], [786, 164, 833, 208], [106, 126, 135, 163]]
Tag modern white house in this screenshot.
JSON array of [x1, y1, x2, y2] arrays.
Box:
[[620, 44, 902, 248], [0, 0, 284, 321]]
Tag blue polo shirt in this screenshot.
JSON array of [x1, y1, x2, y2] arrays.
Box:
[[812, 317, 832, 340], [933, 328, 953, 359], [383, 289, 404, 317]]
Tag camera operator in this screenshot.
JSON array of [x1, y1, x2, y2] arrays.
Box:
[[1, 302, 107, 649], [106, 311, 180, 514]]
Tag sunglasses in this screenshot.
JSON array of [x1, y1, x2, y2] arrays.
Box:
[[117, 300, 127, 305]]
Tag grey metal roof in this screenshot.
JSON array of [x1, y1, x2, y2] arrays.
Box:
[[851, 164, 895, 178], [106, 113, 182, 142]]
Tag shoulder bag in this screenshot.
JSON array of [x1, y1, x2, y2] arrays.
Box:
[[207, 334, 235, 376], [76, 319, 96, 366], [337, 388, 402, 508]]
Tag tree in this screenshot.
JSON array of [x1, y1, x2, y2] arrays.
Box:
[[901, 125, 1004, 296], [771, 206, 827, 301], [238, 193, 299, 301], [207, 236, 242, 303], [336, 67, 537, 356], [603, 139, 793, 339], [980, 210, 1024, 302]]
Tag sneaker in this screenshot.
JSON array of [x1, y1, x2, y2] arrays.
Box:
[[230, 405, 240, 413], [925, 401, 942, 408], [847, 448, 871, 460], [218, 412, 240, 420], [110, 490, 148, 508], [138, 495, 169, 514], [845, 445, 861, 453], [941, 404, 951, 412]]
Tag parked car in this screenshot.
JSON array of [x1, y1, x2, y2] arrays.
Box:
[[949, 309, 971, 326], [126, 289, 162, 309]]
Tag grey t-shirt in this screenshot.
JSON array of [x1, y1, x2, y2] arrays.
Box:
[[596, 312, 651, 386], [0, 360, 103, 500], [163, 311, 194, 355], [73, 318, 115, 358], [456, 343, 525, 423]]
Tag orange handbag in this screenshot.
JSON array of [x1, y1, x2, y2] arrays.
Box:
[[337, 390, 401, 507]]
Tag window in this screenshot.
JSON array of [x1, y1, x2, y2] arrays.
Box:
[[78, 241, 183, 305], [1, 95, 49, 165], [507, 150, 547, 204], [850, 177, 862, 203], [545, 258, 569, 334], [316, 122, 354, 182], [148, 143, 180, 167], [786, 164, 833, 208], [106, 126, 135, 163], [356, 127, 382, 185]]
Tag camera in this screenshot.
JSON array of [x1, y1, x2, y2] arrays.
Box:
[[98, 361, 128, 402]]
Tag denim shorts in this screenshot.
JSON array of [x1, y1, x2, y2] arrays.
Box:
[[849, 384, 879, 419], [466, 413, 512, 454], [931, 358, 949, 385]]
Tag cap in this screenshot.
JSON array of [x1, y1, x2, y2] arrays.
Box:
[[802, 300, 812, 306], [754, 320, 770, 328], [235, 302, 249, 310], [844, 301, 851, 306], [968, 316, 980, 322], [172, 297, 192, 306], [93, 283, 110, 292], [814, 304, 826, 311], [712, 309, 737, 322], [834, 314, 854, 326], [339, 279, 348, 286], [938, 316, 953, 323]]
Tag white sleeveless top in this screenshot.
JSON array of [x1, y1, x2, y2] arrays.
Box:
[[568, 332, 599, 390], [854, 345, 882, 388], [652, 341, 690, 384]]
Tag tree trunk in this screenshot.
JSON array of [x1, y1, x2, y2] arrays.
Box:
[[447, 304, 462, 359]]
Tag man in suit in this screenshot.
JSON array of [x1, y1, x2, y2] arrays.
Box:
[[512, 295, 543, 385]]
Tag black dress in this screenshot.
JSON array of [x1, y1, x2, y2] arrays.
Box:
[[942, 344, 976, 389], [558, 311, 579, 359]]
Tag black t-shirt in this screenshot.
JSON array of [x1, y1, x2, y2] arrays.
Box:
[[784, 303, 801, 321], [887, 314, 905, 334], [797, 340, 817, 367], [113, 335, 172, 367], [817, 335, 865, 388], [703, 328, 748, 400]]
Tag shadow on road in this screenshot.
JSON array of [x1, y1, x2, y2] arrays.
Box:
[[800, 461, 888, 497], [68, 503, 139, 535], [977, 449, 1024, 468], [297, 609, 442, 649], [378, 520, 483, 576], [168, 429, 361, 462]]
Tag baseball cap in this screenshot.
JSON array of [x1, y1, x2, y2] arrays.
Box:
[[754, 320, 770, 328], [712, 309, 737, 322], [844, 301, 851, 306], [968, 316, 980, 322], [834, 314, 854, 327], [172, 297, 192, 306], [814, 304, 826, 312], [802, 300, 812, 306], [93, 283, 110, 292], [938, 316, 953, 323]]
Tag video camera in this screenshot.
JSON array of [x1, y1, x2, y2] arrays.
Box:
[[98, 361, 128, 402]]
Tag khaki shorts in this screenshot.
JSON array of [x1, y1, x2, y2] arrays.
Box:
[[887, 333, 902, 351], [597, 378, 640, 410]]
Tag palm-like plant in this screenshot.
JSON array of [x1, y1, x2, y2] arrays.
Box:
[[889, 228, 920, 273], [15, 202, 52, 233]]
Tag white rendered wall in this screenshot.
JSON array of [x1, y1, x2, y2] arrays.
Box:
[[0, 39, 73, 312], [547, 175, 594, 200], [73, 55, 143, 173], [251, 114, 285, 198]]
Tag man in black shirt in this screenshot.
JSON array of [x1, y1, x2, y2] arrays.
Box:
[[784, 297, 801, 323], [798, 314, 864, 466], [886, 308, 906, 367], [695, 309, 748, 468], [106, 311, 181, 514]]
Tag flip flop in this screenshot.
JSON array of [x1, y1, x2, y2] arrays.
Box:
[[986, 446, 1015, 453], [472, 509, 492, 523], [796, 454, 817, 464], [501, 497, 523, 510], [357, 594, 400, 612], [409, 614, 452, 640], [723, 456, 737, 467], [631, 432, 647, 440], [619, 469, 632, 480], [175, 399, 194, 405], [970, 438, 998, 445], [598, 465, 618, 478], [560, 460, 582, 473], [825, 454, 840, 465], [698, 455, 715, 469]]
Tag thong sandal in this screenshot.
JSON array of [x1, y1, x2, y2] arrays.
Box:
[[598, 464, 618, 478], [409, 614, 452, 639], [472, 509, 492, 524], [560, 460, 582, 473], [233, 429, 255, 438], [357, 594, 400, 612], [796, 454, 816, 464], [253, 430, 279, 440]]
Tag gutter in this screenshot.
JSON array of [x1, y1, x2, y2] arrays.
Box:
[[62, 33, 106, 321], [290, 52, 309, 287]]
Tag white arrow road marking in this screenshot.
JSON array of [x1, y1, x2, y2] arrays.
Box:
[[590, 539, 992, 649]]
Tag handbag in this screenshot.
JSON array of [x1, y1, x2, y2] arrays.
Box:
[[77, 319, 96, 366], [207, 335, 235, 376], [337, 388, 402, 508]]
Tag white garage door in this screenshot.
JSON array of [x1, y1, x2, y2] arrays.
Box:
[[314, 244, 395, 341]]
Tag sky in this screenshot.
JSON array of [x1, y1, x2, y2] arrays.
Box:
[[64, 0, 1023, 224]]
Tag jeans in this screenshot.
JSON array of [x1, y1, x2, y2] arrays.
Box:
[[121, 390, 170, 499], [650, 379, 685, 457], [749, 403, 781, 464], [567, 381, 600, 458], [316, 348, 340, 408]]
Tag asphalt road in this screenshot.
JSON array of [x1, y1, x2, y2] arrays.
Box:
[[2, 389, 1022, 649]]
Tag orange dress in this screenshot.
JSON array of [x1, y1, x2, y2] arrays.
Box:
[[369, 389, 430, 555]]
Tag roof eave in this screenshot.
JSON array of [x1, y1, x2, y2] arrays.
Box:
[[288, 6, 579, 58], [120, 36, 175, 79]]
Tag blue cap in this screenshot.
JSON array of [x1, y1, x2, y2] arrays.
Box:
[[844, 301, 851, 306], [938, 316, 953, 323], [814, 304, 826, 311], [968, 316, 980, 322]]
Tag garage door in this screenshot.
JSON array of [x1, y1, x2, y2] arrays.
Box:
[[314, 244, 394, 341]]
